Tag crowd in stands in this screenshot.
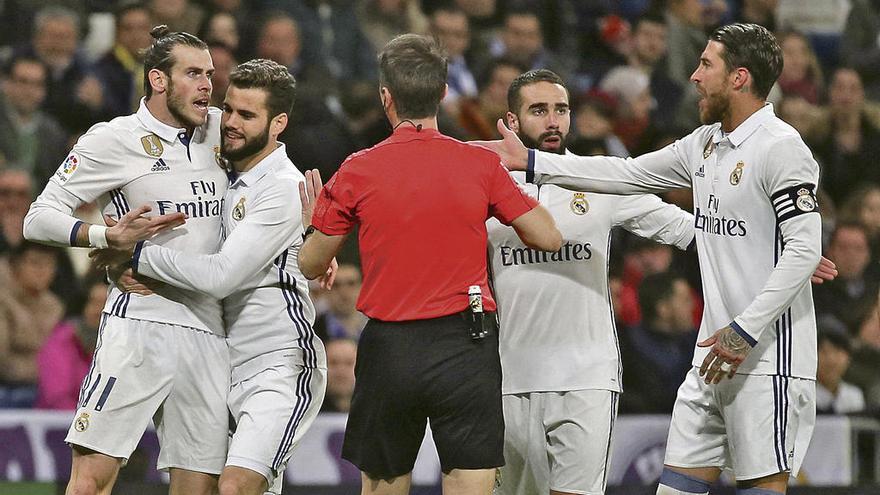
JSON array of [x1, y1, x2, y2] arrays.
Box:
[[0, 0, 878, 419]]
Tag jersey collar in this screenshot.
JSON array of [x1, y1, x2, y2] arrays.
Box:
[[231, 143, 288, 188], [136, 98, 189, 143], [713, 102, 775, 148]]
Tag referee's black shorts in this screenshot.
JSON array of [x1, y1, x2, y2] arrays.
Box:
[[341, 312, 504, 479]]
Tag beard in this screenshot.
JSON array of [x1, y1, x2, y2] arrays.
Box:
[[166, 77, 205, 129], [698, 89, 731, 125], [518, 130, 567, 155], [221, 122, 271, 162]]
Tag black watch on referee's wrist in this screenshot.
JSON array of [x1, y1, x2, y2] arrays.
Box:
[[302, 225, 317, 242]]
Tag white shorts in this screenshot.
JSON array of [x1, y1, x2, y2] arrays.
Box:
[[499, 389, 619, 495], [664, 367, 816, 480], [226, 360, 327, 494], [65, 314, 230, 474]]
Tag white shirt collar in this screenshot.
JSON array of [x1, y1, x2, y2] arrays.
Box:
[[231, 143, 289, 188], [712, 102, 775, 148], [136, 98, 188, 143]]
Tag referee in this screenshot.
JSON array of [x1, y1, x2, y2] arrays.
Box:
[[298, 34, 561, 495]]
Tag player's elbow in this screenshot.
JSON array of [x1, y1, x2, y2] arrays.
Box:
[[22, 207, 41, 241]]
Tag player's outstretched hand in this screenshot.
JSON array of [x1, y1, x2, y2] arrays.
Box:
[[697, 326, 753, 384], [319, 257, 338, 290], [299, 169, 323, 229], [811, 256, 838, 284], [106, 205, 186, 251], [470, 119, 530, 171]]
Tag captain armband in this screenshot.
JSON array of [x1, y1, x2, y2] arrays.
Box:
[[771, 183, 819, 223]]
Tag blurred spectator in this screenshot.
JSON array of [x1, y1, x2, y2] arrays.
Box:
[[314, 263, 367, 342], [199, 11, 240, 53], [13, 5, 104, 133], [35, 276, 107, 410], [148, 0, 205, 36], [816, 325, 866, 414], [619, 271, 698, 413], [736, 0, 778, 31], [488, 9, 569, 77], [258, 0, 377, 83], [457, 57, 524, 139], [664, 0, 707, 89], [616, 237, 675, 327], [599, 65, 658, 154], [815, 223, 880, 331], [844, 295, 880, 415], [0, 56, 68, 186], [321, 338, 357, 413], [627, 13, 684, 132], [431, 6, 478, 111], [839, 184, 880, 260], [777, 95, 825, 145], [91, 2, 153, 118], [841, 0, 880, 100], [814, 68, 880, 205], [207, 42, 237, 108], [568, 92, 629, 157], [663, 0, 706, 127], [0, 240, 64, 408], [0, 170, 33, 255], [357, 0, 429, 53], [776, 30, 824, 105], [255, 13, 304, 74]]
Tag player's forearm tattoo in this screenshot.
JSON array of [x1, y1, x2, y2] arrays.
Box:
[[719, 328, 751, 355]]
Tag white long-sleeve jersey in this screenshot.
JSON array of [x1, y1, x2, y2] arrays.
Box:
[[488, 171, 694, 394], [132, 145, 326, 379], [24, 100, 226, 335], [528, 104, 822, 379]]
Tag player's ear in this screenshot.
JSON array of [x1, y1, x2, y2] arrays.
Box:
[[732, 67, 750, 93], [506, 111, 519, 133], [271, 113, 288, 137], [148, 68, 167, 94]]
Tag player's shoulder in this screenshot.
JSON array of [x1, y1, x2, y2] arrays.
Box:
[[74, 114, 140, 153], [755, 116, 812, 154]]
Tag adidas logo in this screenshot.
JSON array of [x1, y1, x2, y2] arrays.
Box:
[[151, 159, 170, 172]]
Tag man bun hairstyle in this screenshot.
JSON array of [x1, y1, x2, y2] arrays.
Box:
[[228, 58, 297, 119], [710, 23, 782, 100], [142, 24, 208, 98], [378, 34, 447, 119]]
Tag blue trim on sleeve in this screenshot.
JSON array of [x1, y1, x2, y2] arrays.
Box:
[[526, 149, 536, 183], [69, 221, 84, 246], [131, 241, 145, 273], [730, 320, 757, 347], [658, 468, 710, 493]]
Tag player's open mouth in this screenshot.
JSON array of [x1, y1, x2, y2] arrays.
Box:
[[542, 135, 562, 149], [224, 130, 244, 142], [193, 98, 209, 112]]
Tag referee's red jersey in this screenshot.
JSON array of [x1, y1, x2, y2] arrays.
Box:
[[311, 126, 538, 321]]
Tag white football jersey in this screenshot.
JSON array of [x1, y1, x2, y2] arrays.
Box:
[[488, 171, 694, 394], [529, 104, 822, 379], [133, 145, 326, 376], [24, 100, 226, 334]]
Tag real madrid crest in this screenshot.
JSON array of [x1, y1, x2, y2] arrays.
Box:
[[232, 197, 246, 221], [141, 134, 164, 157], [74, 412, 90, 432], [703, 138, 714, 159], [795, 188, 816, 212], [729, 161, 745, 186], [570, 192, 589, 215]]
